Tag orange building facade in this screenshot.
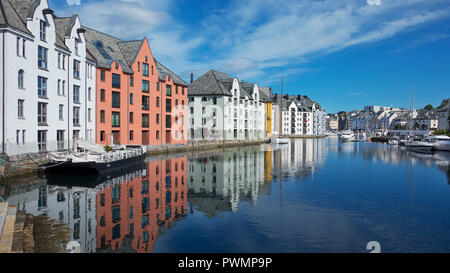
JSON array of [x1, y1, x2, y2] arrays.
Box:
[[84, 28, 188, 147], [95, 156, 188, 253]]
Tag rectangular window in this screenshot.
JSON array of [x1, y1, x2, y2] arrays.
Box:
[[130, 76, 134, 87], [142, 95, 149, 110], [16, 37, 20, 56], [38, 130, 47, 152], [58, 53, 61, 68], [22, 40, 26, 58], [112, 73, 121, 88], [156, 97, 160, 107], [100, 131, 105, 142], [38, 77, 47, 97], [112, 112, 120, 127], [142, 114, 149, 128], [57, 130, 64, 151], [130, 93, 134, 105], [38, 102, 47, 125], [156, 82, 160, 91], [129, 112, 134, 124], [73, 60, 80, 79], [143, 63, 149, 76], [142, 80, 149, 93], [166, 99, 171, 113], [130, 130, 134, 141], [16, 130, 20, 145], [112, 91, 120, 108], [156, 114, 160, 124], [74, 38, 79, 56], [156, 130, 159, 140], [101, 70, 105, 81], [40, 20, 46, 41], [88, 108, 92, 122], [18, 100, 24, 118], [73, 107, 80, 126], [38, 46, 47, 69], [59, 104, 64, 120], [100, 89, 105, 102], [100, 110, 105, 123], [73, 85, 80, 104], [22, 130, 25, 145], [166, 85, 172, 96], [166, 115, 171, 128]]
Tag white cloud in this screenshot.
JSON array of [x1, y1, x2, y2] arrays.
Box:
[[55, 0, 450, 85], [367, 0, 382, 6], [66, 0, 81, 6]]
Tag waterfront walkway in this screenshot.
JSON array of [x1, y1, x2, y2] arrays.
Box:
[[0, 202, 34, 253]]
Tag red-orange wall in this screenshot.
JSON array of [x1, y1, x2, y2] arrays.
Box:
[[95, 38, 188, 147]]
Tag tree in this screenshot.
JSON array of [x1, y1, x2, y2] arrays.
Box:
[[424, 104, 434, 110]]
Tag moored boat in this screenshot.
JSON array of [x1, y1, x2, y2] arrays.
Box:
[[46, 140, 146, 174], [406, 141, 434, 153]]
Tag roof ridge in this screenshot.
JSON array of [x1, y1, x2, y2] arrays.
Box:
[[155, 59, 188, 86], [83, 25, 124, 42]]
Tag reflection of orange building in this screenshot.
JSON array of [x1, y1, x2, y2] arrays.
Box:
[[96, 156, 187, 253]]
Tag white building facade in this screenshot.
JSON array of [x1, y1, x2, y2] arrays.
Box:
[[188, 70, 266, 141], [0, 0, 96, 158]]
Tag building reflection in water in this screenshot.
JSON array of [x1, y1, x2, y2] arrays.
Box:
[[187, 147, 265, 214], [6, 155, 188, 253], [5, 139, 448, 253]]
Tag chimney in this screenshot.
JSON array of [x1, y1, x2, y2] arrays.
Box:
[[190, 73, 194, 84]]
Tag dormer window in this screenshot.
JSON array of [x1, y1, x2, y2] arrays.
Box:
[[74, 38, 80, 56], [40, 20, 46, 41]]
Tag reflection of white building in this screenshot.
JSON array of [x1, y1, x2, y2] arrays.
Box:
[[275, 138, 326, 176], [7, 185, 98, 253], [188, 147, 265, 212]]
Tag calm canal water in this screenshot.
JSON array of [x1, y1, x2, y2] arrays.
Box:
[[3, 138, 450, 253]]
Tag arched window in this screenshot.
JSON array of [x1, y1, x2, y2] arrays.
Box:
[[18, 70, 24, 89], [88, 87, 92, 101]]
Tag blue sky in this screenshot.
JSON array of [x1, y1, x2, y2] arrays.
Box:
[[52, 0, 450, 113]]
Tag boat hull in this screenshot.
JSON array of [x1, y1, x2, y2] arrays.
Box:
[[45, 153, 146, 174]]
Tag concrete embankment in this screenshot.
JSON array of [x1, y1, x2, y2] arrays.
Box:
[[1, 137, 327, 179]]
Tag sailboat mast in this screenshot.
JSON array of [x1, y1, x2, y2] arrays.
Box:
[[280, 76, 284, 136]]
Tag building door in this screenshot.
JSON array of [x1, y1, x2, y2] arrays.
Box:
[[166, 130, 171, 144], [142, 131, 149, 145], [112, 130, 120, 145]]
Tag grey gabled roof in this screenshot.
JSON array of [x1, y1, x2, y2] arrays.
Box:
[[83, 26, 134, 74], [52, 16, 72, 52], [155, 59, 188, 86], [0, 0, 33, 36], [188, 70, 233, 97], [117, 39, 144, 66]]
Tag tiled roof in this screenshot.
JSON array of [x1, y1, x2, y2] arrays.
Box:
[[188, 70, 233, 97], [0, 0, 33, 36], [84, 26, 185, 82], [52, 16, 72, 51], [155, 59, 188, 86], [83, 26, 133, 74], [117, 39, 144, 66]]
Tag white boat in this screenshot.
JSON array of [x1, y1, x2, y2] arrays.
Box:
[[427, 135, 450, 152], [340, 132, 355, 142], [388, 139, 399, 145], [275, 137, 289, 145], [406, 141, 434, 153]]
